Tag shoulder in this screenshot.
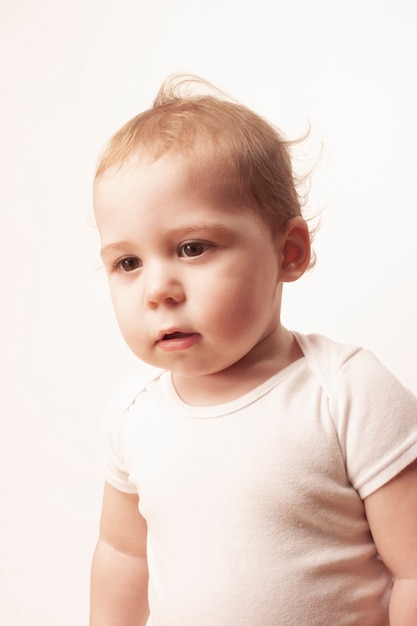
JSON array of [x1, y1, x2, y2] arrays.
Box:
[[294, 330, 416, 415], [107, 363, 166, 418], [294, 333, 410, 395], [99, 364, 165, 494], [294, 332, 417, 497], [293, 332, 368, 391]]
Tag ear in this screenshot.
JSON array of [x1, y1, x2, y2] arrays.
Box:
[[279, 217, 311, 282]]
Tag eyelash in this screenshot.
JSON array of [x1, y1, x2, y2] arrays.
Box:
[[112, 257, 142, 273], [178, 241, 211, 257], [111, 241, 211, 273]]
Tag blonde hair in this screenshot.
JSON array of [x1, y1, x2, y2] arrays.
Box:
[[95, 74, 313, 241]]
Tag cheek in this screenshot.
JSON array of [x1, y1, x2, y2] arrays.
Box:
[[110, 291, 126, 326], [199, 279, 260, 333], [204, 264, 278, 331], [111, 290, 142, 338]]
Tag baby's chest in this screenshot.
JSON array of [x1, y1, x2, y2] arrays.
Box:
[[125, 395, 351, 528]]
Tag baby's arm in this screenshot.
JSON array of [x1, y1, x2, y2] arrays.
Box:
[[364, 459, 417, 625], [90, 482, 149, 626]]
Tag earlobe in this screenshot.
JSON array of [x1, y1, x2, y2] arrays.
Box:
[[280, 217, 311, 282]]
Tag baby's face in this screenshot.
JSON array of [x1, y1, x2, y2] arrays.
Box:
[[94, 154, 286, 393]]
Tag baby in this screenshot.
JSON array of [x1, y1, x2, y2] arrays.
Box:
[[90, 75, 417, 625]]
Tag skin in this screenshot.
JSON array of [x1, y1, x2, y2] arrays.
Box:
[[94, 154, 309, 405], [364, 460, 417, 625], [90, 153, 417, 625]]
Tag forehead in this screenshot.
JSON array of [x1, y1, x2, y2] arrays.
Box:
[[94, 152, 243, 216], [93, 154, 273, 249]]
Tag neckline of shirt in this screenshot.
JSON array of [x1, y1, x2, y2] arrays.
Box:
[[160, 356, 307, 419]]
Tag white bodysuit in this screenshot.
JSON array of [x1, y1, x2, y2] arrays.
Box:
[[101, 333, 417, 625]]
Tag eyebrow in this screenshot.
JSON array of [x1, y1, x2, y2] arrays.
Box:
[[100, 223, 234, 258], [100, 241, 133, 259]]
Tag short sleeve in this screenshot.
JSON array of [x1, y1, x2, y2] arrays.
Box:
[[100, 388, 138, 493], [330, 349, 417, 499], [99, 365, 164, 494]]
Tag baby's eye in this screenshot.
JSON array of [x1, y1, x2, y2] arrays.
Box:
[[115, 256, 142, 272], [179, 241, 210, 258]]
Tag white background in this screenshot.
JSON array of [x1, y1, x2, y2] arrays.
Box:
[[1, 0, 416, 623]]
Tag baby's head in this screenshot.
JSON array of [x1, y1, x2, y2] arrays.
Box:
[[94, 76, 314, 392], [95, 75, 310, 241]]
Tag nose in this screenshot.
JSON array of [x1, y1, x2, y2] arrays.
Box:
[[144, 261, 185, 307]]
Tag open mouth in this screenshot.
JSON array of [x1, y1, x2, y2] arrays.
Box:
[[163, 331, 193, 340], [157, 330, 200, 352]]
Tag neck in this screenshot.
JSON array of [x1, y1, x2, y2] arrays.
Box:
[[172, 326, 303, 406]]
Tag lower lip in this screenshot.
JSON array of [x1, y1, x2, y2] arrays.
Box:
[[157, 333, 201, 352]]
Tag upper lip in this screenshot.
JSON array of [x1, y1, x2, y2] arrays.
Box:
[[157, 328, 196, 341]]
